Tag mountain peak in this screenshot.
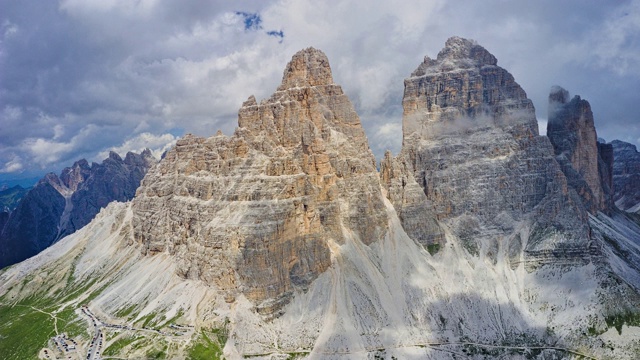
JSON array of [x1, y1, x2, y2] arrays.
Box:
[[437, 36, 497, 65], [108, 151, 123, 162], [411, 36, 498, 78], [547, 86, 611, 214], [277, 47, 334, 90], [549, 85, 570, 104], [404, 37, 535, 137]]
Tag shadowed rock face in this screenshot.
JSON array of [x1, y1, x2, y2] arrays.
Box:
[[384, 37, 591, 267], [132, 48, 388, 314], [0, 150, 155, 269], [612, 140, 640, 212], [0, 181, 66, 268], [66, 151, 155, 236], [547, 86, 612, 214]]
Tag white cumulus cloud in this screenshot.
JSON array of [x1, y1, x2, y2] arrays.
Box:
[[95, 132, 178, 161], [0, 155, 23, 173]]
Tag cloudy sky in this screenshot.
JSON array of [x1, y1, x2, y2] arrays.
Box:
[[1, 0, 639, 182]]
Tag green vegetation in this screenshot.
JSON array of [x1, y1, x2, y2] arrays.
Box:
[[103, 335, 140, 356], [115, 303, 139, 319], [157, 308, 185, 329], [57, 306, 86, 338], [147, 348, 167, 359], [605, 311, 640, 335], [138, 311, 160, 329], [59, 278, 98, 304], [211, 319, 230, 346], [82, 279, 113, 303], [187, 330, 225, 360], [285, 352, 310, 359], [426, 243, 441, 255], [146, 342, 168, 359], [460, 237, 479, 256], [0, 256, 114, 359], [65, 255, 80, 287], [0, 297, 57, 360], [0, 185, 29, 211]]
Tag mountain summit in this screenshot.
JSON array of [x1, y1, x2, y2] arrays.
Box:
[[277, 47, 334, 89]]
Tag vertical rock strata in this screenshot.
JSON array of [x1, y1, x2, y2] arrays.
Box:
[[547, 86, 612, 214], [388, 37, 591, 266], [132, 48, 388, 313], [598, 141, 614, 206]]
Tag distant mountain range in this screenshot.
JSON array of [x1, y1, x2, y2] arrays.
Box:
[[0, 176, 42, 190], [0, 150, 156, 269]]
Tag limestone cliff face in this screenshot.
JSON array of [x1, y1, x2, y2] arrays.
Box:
[[380, 151, 444, 249], [386, 37, 591, 267], [612, 140, 640, 212], [132, 48, 388, 314], [547, 86, 612, 214], [403, 37, 537, 141]]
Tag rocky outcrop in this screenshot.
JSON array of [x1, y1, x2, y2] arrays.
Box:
[[132, 48, 388, 314], [547, 86, 612, 214], [388, 37, 591, 267], [611, 140, 640, 212], [380, 150, 444, 250], [0, 150, 155, 269], [66, 151, 155, 236]]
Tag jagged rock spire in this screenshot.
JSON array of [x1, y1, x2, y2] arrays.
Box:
[[436, 36, 497, 65], [277, 47, 334, 90], [547, 85, 612, 214]]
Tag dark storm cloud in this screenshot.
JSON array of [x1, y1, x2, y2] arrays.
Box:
[[1, 0, 639, 178]]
